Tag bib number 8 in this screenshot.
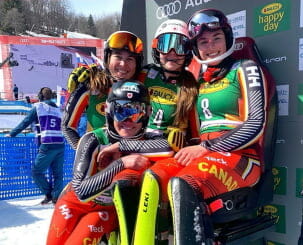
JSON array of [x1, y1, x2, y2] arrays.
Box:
[[201, 98, 212, 119]]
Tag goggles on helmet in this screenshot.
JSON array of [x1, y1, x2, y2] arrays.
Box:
[[113, 100, 146, 123], [153, 33, 190, 56], [188, 10, 229, 39], [108, 32, 143, 54]]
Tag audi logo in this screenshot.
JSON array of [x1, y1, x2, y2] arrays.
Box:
[[156, 0, 182, 19]]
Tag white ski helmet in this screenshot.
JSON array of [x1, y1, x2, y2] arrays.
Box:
[[152, 19, 192, 66], [154, 19, 189, 39]]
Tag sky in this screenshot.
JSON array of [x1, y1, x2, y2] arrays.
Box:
[[68, 0, 124, 17]]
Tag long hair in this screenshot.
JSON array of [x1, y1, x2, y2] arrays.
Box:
[[173, 70, 198, 128], [88, 66, 114, 96]]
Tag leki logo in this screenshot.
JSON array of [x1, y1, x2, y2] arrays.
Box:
[[261, 3, 282, 14]]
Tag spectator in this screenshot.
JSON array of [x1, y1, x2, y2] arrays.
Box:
[[6, 87, 65, 205], [13, 84, 18, 100]]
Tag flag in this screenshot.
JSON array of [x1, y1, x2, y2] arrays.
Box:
[[91, 52, 104, 69], [56, 85, 68, 110], [75, 52, 94, 67]]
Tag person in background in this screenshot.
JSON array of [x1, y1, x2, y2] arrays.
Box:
[[51, 90, 57, 102], [46, 80, 173, 245], [62, 31, 144, 150], [6, 87, 65, 205], [13, 84, 18, 100]]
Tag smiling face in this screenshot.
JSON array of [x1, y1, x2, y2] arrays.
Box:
[[159, 49, 185, 76], [196, 29, 227, 66], [108, 50, 137, 80], [113, 119, 143, 137]]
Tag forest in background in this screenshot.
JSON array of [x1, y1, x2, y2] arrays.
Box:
[[0, 0, 121, 39]]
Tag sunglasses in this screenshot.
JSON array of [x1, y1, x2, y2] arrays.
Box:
[[108, 32, 143, 54], [188, 10, 229, 39], [113, 100, 146, 123], [152, 33, 191, 56]]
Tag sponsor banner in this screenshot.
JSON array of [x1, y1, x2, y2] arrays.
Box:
[[276, 84, 289, 116], [0, 35, 103, 100], [264, 55, 287, 65], [154, 0, 214, 20], [253, 0, 290, 37], [0, 35, 102, 47], [264, 204, 286, 233], [273, 167, 287, 195], [227, 10, 246, 38]]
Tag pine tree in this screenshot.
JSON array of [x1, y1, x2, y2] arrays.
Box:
[[87, 14, 97, 37]]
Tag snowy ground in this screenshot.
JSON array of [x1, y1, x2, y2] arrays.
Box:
[[0, 196, 54, 245], [0, 196, 173, 245]]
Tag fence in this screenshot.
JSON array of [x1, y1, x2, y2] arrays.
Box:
[[0, 137, 75, 200]]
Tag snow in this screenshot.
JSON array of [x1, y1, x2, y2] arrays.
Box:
[[62, 31, 100, 39], [25, 30, 99, 39], [0, 196, 54, 245], [0, 114, 30, 130], [0, 196, 173, 245]]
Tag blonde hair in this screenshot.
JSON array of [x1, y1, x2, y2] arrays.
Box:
[[173, 71, 198, 128]]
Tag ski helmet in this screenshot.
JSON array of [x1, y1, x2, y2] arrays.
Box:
[[104, 31, 144, 74], [152, 19, 192, 67], [187, 9, 235, 64], [106, 80, 150, 142]]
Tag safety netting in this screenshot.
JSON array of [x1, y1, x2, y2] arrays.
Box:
[[0, 137, 75, 200]]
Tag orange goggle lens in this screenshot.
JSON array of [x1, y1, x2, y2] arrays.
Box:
[[108, 32, 143, 54]]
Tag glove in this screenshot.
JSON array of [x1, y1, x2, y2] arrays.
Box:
[[67, 66, 87, 93], [67, 64, 99, 93], [166, 127, 186, 152]]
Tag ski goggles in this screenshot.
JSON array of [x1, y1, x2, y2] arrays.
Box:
[[153, 33, 191, 55], [107, 32, 143, 54], [188, 10, 229, 39], [112, 100, 146, 123]]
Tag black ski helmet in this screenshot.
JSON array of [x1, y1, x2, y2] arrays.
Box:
[[106, 80, 150, 142]]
